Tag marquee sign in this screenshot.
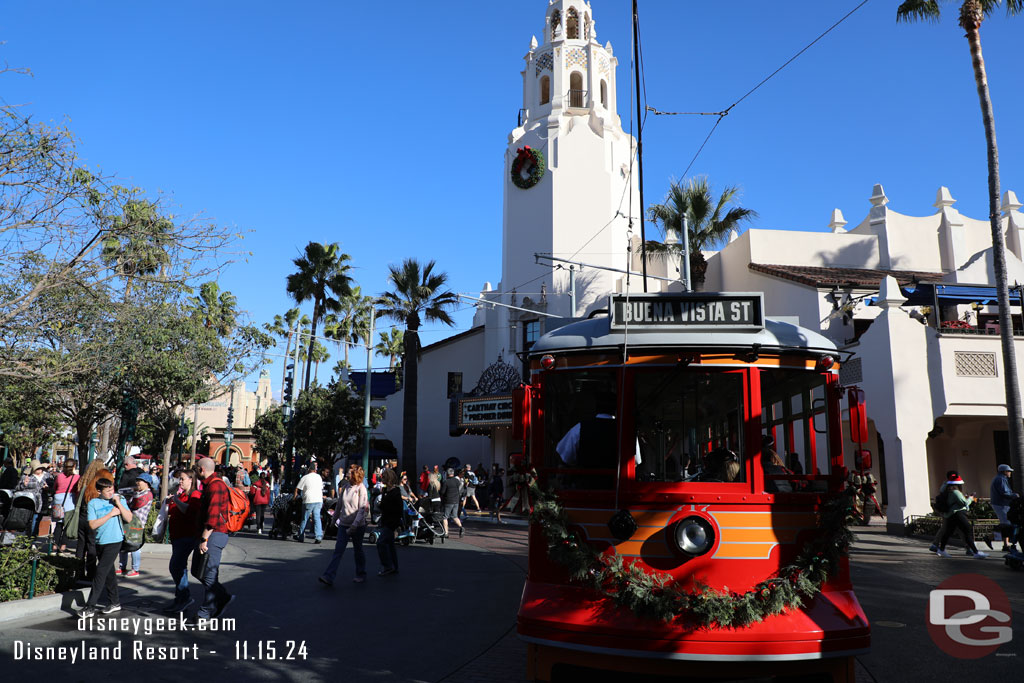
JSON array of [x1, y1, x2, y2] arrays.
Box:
[[457, 394, 514, 427], [609, 293, 764, 331]]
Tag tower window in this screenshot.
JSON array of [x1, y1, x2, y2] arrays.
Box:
[[550, 10, 561, 41], [566, 7, 579, 39], [600, 80, 607, 108], [569, 71, 584, 108], [540, 76, 551, 105], [584, 13, 592, 40]]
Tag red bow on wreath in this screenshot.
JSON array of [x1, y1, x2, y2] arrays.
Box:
[[516, 146, 534, 163]]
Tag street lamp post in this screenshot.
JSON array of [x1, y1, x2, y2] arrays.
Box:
[[87, 429, 97, 466], [361, 307, 376, 477], [224, 383, 235, 466]]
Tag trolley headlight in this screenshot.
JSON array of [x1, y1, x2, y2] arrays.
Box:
[[672, 516, 715, 557]]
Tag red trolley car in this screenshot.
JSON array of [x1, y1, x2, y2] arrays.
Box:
[[516, 292, 870, 682]]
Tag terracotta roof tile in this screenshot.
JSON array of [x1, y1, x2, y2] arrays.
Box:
[[749, 263, 944, 288]]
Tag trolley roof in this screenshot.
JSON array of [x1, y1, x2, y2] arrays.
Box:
[[529, 315, 838, 357]]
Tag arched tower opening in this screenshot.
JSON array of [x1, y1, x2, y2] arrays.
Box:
[[540, 75, 551, 105], [566, 7, 579, 39], [569, 71, 584, 108], [550, 9, 561, 42]]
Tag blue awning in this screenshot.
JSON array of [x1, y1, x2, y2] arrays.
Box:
[[868, 283, 1023, 306]]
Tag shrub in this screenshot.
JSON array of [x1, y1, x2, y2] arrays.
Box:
[[0, 537, 79, 602]]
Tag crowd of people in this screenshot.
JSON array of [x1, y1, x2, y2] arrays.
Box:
[[0, 451, 529, 613]]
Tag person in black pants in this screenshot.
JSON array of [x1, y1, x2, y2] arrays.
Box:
[[936, 477, 988, 559], [78, 478, 132, 617], [376, 469, 402, 575]]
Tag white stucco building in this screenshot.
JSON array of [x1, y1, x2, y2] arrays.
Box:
[[704, 184, 1024, 529], [379, 0, 1023, 531]]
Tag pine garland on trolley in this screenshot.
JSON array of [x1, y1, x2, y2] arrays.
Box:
[[528, 484, 856, 628], [510, 146, 546, 189]]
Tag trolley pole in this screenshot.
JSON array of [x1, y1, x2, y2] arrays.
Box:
[[682, 215, 692, 292]]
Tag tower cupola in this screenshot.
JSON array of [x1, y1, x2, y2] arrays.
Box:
[[520, 0, 619, 124]]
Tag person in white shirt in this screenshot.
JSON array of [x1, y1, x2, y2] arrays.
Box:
[[293, 468, 325, 544]]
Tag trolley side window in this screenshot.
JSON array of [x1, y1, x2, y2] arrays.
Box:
[[633, 370, 746, 484], [543, 369, 620, 489], [759, 370, 830, 493]]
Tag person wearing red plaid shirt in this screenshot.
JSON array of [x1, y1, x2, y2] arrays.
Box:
[[194, 457, 235, 620]]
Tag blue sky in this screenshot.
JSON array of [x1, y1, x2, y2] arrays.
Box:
[[2, 1, 1021, 394]]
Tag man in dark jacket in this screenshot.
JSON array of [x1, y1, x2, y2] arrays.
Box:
[[0, 457, 19, 490], [439, 468, 464, 538]]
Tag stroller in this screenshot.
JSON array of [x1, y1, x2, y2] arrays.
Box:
[[268, 494, 302, 540], [1, 489, 41, 533], [411, 497, 446, 545], [1004, 498, 1024, 570]]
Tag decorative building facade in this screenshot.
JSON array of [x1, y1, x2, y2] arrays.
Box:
[[704, 185, 1024, 529], [379, 0, 646, 473]]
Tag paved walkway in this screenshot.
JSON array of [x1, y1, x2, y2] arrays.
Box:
[[1, 519, 1021, 681]]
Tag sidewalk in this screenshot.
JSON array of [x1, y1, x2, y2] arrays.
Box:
[[0, 541, 233, 624]]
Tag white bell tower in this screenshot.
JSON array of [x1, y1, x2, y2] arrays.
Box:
[[489, 0, 639, 364]]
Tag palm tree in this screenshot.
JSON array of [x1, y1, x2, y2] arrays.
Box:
[[323, 287, 375, 368], [263, 308, 303, 397], [379, 259, 459, 473], [645, 176, 757, 290], [189, 281, 237, 336], [376, 328, 404, 371], [101, 199, 173, 296], [285, 242, 353, 391], [897, 0, 1024, 486]]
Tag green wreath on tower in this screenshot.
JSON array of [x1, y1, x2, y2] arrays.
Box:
[[511, 146, 546, 189], [528, 483, 856, 628]]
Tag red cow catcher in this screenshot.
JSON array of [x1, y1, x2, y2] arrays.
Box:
[[515, 293, 869, 682]]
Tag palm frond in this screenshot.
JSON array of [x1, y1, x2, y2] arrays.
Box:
[[896, 0, 942, 23]]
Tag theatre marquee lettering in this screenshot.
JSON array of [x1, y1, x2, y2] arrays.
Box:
[[458, 395, 514, 427], [609, 293, 764, 330]]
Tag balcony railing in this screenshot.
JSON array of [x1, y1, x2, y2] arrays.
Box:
[[936, 322, 1024, 336], [567, 89, 587, 108]]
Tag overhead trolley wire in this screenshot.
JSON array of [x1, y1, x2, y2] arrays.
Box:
[[648, 0, 872, 177]]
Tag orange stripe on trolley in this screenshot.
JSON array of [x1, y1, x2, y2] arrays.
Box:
[[713, 542, 779, 559]]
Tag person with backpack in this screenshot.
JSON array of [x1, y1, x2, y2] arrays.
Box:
[[194, 457, 236, 620], [935, 475, 988, 559], [929, 470, 960, 553], [118, 474, 155, 577]]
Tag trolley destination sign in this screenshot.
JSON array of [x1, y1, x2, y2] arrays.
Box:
[[609, 293, 764, 331]]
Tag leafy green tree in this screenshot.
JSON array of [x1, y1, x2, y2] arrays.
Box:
[[286, 242, 353, 391], [290, 379, 383, 466], [645, 177, 757, 289], [897, 0, 1024, 485], [379, 259, 458, 473], [252, 405, 287, 468], [0, 378, 61, 466]]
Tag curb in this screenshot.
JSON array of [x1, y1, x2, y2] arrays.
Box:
[[0, 542, 191, 624]]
